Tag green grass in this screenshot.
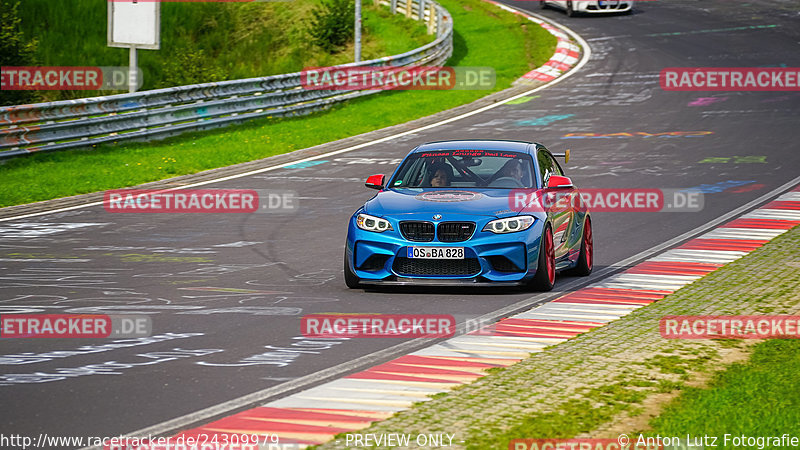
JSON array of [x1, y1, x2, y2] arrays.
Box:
[[13, 0, 431, 102], [0, 0, 556, 207], [643, 339, 800, 448]]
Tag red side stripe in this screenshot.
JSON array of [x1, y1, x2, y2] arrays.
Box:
[[345, 371, 466, 383], [721, 218, 798, 229], [677, 238, 767, 252], [232, 407, 378, 423], [762, 201, 800, 210], [363, 362, 486, 377], [554, 287, 668, 305], [624, 261, 722, 276], [496, 318, 605, 328], [389, 355, 507, 368]]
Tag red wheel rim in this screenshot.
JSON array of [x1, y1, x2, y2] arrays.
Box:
[[545, 229, 555, 285], [584, 220, 593, 271]]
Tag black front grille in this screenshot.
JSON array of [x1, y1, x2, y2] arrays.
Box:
[[393, 257, 481, 276], [400, 221, 435, 242], [437, 222, 476, 242]]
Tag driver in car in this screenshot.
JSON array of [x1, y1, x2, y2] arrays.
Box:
[[492, 159, 526, 186], [429, 163, 453, 187]]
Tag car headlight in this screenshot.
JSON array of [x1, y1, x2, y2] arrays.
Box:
[[356, 213, 394, 233], [483, 215, 535, 234]]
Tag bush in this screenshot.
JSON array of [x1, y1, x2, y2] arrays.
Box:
[[160, 47, 226, 86], [1, 0, 39, 106], [308, 0, 355, 52]]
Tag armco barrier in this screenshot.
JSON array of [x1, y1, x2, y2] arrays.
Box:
[[0, 0, 452, 159]]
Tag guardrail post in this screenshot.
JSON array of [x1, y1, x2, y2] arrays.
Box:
[[428, 3, 436, 34], [418, 0, 425, 21], [405, 0, 412, 18], [390, 0, 397, 14]]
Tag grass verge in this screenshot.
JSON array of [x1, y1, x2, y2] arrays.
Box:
[[0, 0, 556, 207], [309, 225, 800, 449], [643, 338, 800, 448]]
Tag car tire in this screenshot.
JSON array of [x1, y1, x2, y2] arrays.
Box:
[[571, 217, 593, 276], [566, 0, 575, 16], [344, 250, 361, 289], [530, 225, 555, 291], [540, 0, 548, 9]]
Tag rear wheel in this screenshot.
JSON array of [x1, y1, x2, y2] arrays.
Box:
[[540, 0, 548, 9], [571, 217, 593, 276], [344, 250, 360, 289], [530, 225, 555, 291], [566, 0, 575, 16]]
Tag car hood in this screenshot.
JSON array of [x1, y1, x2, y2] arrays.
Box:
[[364, 188, 536, 218]]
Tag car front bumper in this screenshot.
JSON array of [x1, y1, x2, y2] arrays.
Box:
[[345, 214, 547, 284]]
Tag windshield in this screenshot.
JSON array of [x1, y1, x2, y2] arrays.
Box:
[[389, 149, 536, 189]]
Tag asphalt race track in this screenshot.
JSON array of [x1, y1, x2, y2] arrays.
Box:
[[1, 0, 799, 445]]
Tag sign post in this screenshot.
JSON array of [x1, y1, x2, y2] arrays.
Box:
[[108, 1, 160, 93], [354, 0, 361, 62]]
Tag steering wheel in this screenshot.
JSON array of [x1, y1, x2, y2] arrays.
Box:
[[490, 177, 524, 188]]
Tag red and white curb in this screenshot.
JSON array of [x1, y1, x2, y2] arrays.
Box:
[[483, 0, 582, 83], [170, 189, 800, 447]]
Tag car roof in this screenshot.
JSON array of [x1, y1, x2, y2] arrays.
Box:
[[411, 140, 540, 155]]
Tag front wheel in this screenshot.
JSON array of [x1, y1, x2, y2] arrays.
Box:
[[529, 225, 555, 291], [540, 0, 548, 9], [566, 0, 575, 16], [344, 251, 361, 289], [571, 217, 593, 276]]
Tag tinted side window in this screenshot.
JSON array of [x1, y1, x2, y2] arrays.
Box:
[[551, 155, 564, 176], [537, 150, 554, 185]]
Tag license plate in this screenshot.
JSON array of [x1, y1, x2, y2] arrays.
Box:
[[407, 247, 464, 259]]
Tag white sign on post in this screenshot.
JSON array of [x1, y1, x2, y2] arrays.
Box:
[[108, 1, 160, 92], [108, 1, 160, 49]]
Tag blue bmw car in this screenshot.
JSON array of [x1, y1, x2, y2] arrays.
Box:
[[344, 140, 592, 290]]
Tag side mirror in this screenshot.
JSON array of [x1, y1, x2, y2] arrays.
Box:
[[546, 175, 574, 189], [365, 174, 386, 190]]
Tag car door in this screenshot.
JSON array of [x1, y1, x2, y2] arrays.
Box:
[[537, 149, 575, 261]]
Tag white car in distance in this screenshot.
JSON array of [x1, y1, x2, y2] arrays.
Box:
[[540, 0, 633, 16]]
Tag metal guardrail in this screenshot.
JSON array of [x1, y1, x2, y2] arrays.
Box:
[[0, 0, 452, 159]]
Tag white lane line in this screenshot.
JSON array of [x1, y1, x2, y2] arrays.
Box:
[[537, 304, 643, 316], [267, 396, 411, 411], [649, 249, 749, 264], [698, 227, 787, 240], [741, 209, 800, 220], [319, 378, 450, 394], [293, 386, 435, 401], [444, 338, 549, 351], [516, 310, 623, 321], [607, 273, 703, 283], [550, 302, 644, 311], [776, 193, 800, 201], [410, 347, 529, 359]]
